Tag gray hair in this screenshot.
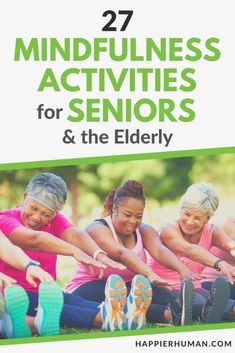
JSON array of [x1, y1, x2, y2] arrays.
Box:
[[180, 182, 219, 219], [26, 173, 67, 212]]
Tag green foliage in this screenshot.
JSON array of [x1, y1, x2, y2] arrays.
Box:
[[1, 153, 235, 219], [190, 154, 235, 197]]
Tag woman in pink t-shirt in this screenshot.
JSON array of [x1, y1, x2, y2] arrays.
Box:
[[149, 182, 235, 321], [0, 173, 133, 338], [66, 180, 229, 326]]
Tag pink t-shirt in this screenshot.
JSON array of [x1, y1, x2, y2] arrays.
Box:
[[0, 207, 73, 293], [65, 215, 147, 293], [148, 222, 213, 290]]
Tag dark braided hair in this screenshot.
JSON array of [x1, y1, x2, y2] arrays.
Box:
[[103, 180, 145, 216]]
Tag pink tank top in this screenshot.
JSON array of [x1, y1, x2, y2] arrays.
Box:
[[148, 222, 213, 290], [65, 216, 147, 293]]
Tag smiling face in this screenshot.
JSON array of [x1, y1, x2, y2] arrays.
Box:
[[112, 197, 144, 236], [21, 196, 56, 230], [179, 207, 208, 236]]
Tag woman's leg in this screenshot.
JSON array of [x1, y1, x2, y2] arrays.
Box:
[[151, 285, 175, 305], [201, 281, 213, 292], [72, 280, 107, 302], [202, 281, 235, 300], [61, 293, 101, 329], [230, 283, 235, 300]]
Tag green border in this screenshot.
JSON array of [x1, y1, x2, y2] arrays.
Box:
[[0, 146, 235, 171], [0, 322, 235, 346], [1, 145, 235, 346]]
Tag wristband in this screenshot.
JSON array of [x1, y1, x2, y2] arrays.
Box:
[[24, 260, 41, 272], [93, 248, 107, 261], [213, 259, 223, 271]]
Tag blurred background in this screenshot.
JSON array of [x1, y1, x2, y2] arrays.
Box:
[[1, 153, 235, 288]]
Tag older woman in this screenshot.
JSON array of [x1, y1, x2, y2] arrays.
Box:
[[66, 180, 228, 326], [0, 173, 129, 338], [148, 182, 235, 322]]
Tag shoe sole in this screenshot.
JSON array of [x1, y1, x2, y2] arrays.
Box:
[[127, 274, 152, 330], [204, 277, 230, 323], [103, 274, 127, 331], [4, 285, 32, 338], [181, 279, 194, 326], [38, 282, 64, 336]]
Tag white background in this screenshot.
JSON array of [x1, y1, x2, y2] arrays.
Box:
[[0, 0, 234, 164]]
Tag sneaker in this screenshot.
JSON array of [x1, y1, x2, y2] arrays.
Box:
[[168, 279, 194, 326], [202, 277, 230, 323], [34, 282, 64, 336], [126, 274, 152, 330], [2, 285, 32, 338], [100, 274, 127, 331]]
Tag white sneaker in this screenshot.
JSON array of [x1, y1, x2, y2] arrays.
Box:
[[100, 274, 127, 331], [126, 275, 152, 330]]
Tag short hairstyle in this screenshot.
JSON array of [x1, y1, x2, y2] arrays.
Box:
[[26, 173, 67, 212], [180, 182, 219, 219]]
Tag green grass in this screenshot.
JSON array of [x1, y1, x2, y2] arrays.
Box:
[[60, 324, 158, 335]]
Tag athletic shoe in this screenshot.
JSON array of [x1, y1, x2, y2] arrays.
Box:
[[2, 285, 32, 338], [202, 277, 230, 323], [34, 282, 64, 336], [100, 274, 127, 331], [126, 274, 152, 330], [168, 279, 194, 326]]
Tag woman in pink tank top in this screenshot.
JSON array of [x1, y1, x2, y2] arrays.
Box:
[[150, 182, 235, 295], [147, 182, 235, 322]]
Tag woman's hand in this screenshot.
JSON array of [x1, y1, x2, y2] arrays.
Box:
[[95, 253, 126, 279], [0, 272, 17, 289], [179, 269, 204, 281], [73, 248, 108, 278], [147, 272, 176, 287], [230, 247, 235, 257], [218, 261, 235, 284], [26, 266, 54, 287], [95, 253, 126, 270]]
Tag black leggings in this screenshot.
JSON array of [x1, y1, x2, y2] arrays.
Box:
[[72, 280, 205, 323]]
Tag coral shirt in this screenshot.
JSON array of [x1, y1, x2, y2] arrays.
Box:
[[0, 207, 73, 293], [148, 222, 213, 289]]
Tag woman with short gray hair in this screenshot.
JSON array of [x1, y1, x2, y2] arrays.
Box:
[[180, 182, 219, 219], [25, 173, 68, 212], [0, 172, 126, 338], [150, 182, 235, 283], [148, 182, 235, 322]]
